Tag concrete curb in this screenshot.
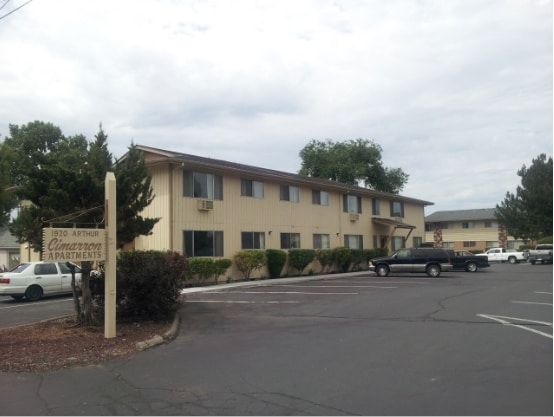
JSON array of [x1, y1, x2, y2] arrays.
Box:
[[136, 309, 181, 351]]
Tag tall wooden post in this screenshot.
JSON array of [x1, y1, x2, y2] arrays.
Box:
[[104, 172, 117, 338]]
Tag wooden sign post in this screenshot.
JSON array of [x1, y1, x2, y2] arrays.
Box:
[[104, 172, 117, 338]]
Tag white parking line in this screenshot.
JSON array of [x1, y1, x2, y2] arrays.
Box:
[[186, 300, 300, 304], [279, 285, 397, 289], [222, 291, 359, 295], [477, 314, 553, 339], [512, 301, 553, 306], [534, 291, 552, 295]]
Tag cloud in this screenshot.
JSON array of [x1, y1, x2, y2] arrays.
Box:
[[0, 0, 551, 215]]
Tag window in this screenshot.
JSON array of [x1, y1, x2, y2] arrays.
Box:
[[34, 263, 57, 275], [425, 223, 433, 232], [313, 234, 330, 249], [391, 236, 405, 251], [441, 222, 449, 229], [484, 221, 496, 228], [183, 171, 223, 200], [280, 233, 300, 249], [373, 235, 379, 249], [280, 185, 299, 202], [312, 190, 329, 206], [241, 179, 264, 198], [372, 199, 381, 215], [462, 222, 475, 229], [390, 201, 404, 217], [183, 230, 224, 257], [463, 241, 477, 248], [443, 241, 455, 248], [241, 232, 265, 249], [344, 234, 363, 249], [413, 237, 423, 247], [343, 194, 362, 213], [486, 241, 498, 248]]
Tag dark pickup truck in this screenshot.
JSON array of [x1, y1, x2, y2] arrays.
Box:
[[446, 250, 490, 272]]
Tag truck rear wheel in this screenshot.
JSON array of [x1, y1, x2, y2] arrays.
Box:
[[465, 262, 478, 272], [508, 256, 517, 264]]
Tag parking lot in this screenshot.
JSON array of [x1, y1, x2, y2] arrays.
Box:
[[1, 262, 551, 415]]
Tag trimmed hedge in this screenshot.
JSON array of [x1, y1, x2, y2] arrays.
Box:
[[116, 250, 188, 321], [266, 249, 287, 278], [234, 250, 266, 280], [288, 249, 316, 275]]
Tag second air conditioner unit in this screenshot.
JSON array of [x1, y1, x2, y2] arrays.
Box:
[[197, 199, 214, 211], [349, 213, 360, 221]]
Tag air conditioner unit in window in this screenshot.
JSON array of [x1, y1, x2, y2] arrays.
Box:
[[349, 213, 360, 221], [197, 199, 214, 211]]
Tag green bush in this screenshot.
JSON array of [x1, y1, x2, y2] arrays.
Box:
[[316, 249, 335, 273], [333, 247, 353, 272], [288, 249, 316, 275], [213, 259, 232, 284], [116, 250, 188, 321], [234, 250, 266, 280], [538, 236, 553, 244], [350, 249, 366, 271], [187, 258, 216, 285], [266, 249, 287, 278]]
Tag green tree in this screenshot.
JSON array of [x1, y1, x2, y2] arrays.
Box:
[[495, 154, 553, 240], [0, 141, 19, 226], [234, 250, 266, 280], [3, 121, 159, 325], [115, 143, 160, 247], [299, 138, 409, 193]]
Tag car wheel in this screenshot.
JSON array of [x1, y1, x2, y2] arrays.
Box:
[[508, 256, 517, 264], [375, 265, 389, 277], [25, 285, 43, 301], [426, 264, 441, 277], [465, 262, 478, 272]]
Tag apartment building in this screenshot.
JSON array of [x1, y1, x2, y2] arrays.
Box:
[[132, 145, 433, 277], [424, 208, 526, 251]]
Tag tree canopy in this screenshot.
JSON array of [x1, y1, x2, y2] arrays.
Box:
[[1, 121, 159, 251], [495, 153, 553, 240], [298, 138, 409, 193]]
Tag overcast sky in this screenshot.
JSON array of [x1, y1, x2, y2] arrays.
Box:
[[1, 0, 552, 215]]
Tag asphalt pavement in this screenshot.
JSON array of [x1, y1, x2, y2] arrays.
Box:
[[0, 266, 551, 416]]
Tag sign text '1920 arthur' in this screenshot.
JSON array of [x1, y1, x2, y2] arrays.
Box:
[[42, 228, 106, 262]]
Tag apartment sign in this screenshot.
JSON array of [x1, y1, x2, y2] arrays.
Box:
[[42, 228, 106, 262]]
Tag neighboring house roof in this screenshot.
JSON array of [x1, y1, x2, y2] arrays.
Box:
[[0, 227, 19, 249], [425, 208, 497, 223], [133, 144, 434, 207]]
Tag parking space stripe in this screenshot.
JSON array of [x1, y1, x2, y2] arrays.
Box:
[[477, 314, 553, 339], [224, 291, 359, 295], [186, 300, 300, 304], [278, 285, 397, 289], [512, 301, 553, 306]]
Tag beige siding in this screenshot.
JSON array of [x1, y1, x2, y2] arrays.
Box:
[[134, 152, 431, 278]]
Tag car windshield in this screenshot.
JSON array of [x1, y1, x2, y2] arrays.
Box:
[[9, 263, 31, 273]]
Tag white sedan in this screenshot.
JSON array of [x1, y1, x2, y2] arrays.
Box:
[[0, 262, 82, 301]]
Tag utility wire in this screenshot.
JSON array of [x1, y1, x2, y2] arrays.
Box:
[[0, 0, 33, 21]]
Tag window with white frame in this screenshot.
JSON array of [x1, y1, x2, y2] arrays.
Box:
[[463, 241, 477, 248], [443, 241, 455, 248], [484, 220, 497, 228], [183, 171, 223, 200], [241, 231, 265, 249], [183, 230, 224, 257], [280, 185, 299, 202], [462, 222, 475, 229], [280, 233, 301, 249], [313, 233, 330, 249], [343, 194, 362, 213], [344, 234, 363, 249], [312, 190, 329, 206], [241, 179, 264, 198]]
